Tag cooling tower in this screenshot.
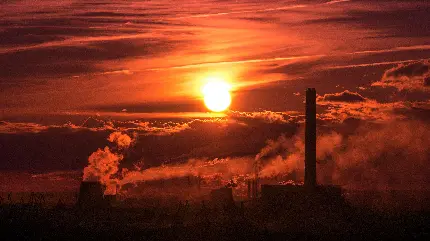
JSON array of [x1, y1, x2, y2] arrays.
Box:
[[77, 181, 105, 210]]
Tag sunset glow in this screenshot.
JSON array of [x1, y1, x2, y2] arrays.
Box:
[[1, 1, 430, 237], [202, 78, 232, 112]]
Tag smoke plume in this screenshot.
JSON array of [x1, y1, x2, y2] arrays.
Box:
[[256, 120, 430, 190], [107, 131, 133, 149], [83, 147, 123, 183], [119, 157, 254, 187], [84, 120, 430, 197], [256, 131, 342, 179], [333, 121, 430, 190], [83, 132, 135, 194]]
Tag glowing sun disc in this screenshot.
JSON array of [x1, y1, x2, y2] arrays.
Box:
[[202, 80, 231, 112]]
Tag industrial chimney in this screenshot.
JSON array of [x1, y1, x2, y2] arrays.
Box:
[[305, 88, 317, 189]]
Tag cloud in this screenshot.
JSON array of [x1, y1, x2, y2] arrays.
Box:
[[372, 60, 430, 91], [315, 88, 420, 122], [31, 170, 81, 181], [91, 100, 208, 114], [317, 90, 367, 103], [83, 146, 123, 184], [0, 121, 50, 134], [305, 7, 430, 38], [324, 0, 350, 5], [256, 131, 342, 179], [320, 100, 410, 122], [324, 58, 430, 70], [119, 157, 255, 187], [118, 118, 430, 194], [228, 110, 293, 124], [4, 108, 430, 195], [173, 4, 307, 19], [0, 113, 300, 172], [384, 61, 429, 79], [256, 134, 304, 179], [333, 120, 430, 190], [316, 86, 430, 123], [316, 90, 375, 121], [146, 54, 322, 71], [83, 132, 136, 194], [107, 132, 134, 149], [0, 37, 187, 80], [0, 118, 192, 136], [0, 119, 116, 134], [254, 119, 430, 191], [114, 126, 338, 191]]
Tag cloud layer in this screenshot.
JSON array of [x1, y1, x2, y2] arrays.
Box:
[[372, 60, 430, 91]]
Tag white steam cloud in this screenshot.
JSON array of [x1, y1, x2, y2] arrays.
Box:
[[84, 120, 430, 197], [83, 132, 136, 194]]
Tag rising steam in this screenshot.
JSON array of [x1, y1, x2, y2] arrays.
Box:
[[84, 120, 430, 197], [83, 132, 135, 194], [119, 157, 254, 187], [83, 147, 123, 183]]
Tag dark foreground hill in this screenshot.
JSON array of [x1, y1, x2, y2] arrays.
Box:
[[1, 201, 429, 241]]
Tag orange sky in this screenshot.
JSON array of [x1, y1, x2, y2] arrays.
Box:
[[1, 0, 430, 192], [1, 0, 429, 116]]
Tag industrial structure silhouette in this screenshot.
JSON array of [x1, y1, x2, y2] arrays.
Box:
[[3, 89, 429, 240], [76, 88, 343, 210]]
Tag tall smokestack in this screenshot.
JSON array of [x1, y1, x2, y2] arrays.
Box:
[[305, 88, 317, 189]]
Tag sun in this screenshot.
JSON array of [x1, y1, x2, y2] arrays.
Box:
[[202, 78, 232, 112]]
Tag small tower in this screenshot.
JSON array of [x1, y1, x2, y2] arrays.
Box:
[[305, 88, 317, 189], [77, 181, 105, 210]]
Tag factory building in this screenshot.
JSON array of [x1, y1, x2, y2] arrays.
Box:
[[77, 181, 117, 210], [305, 88, 317, 190]]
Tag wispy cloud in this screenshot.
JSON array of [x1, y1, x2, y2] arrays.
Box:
[[324, 0, 351, 5], [318, 90, 367, 103], [174, 4, 307, 19], [173, 0, 352, 20], [146, 55, 325, 71], [350, 45, 430, 56], [323, 58, 430, 70], [143, 45, 430, 71], [372, 60, 430, 91], [0, 33, 162, 54]]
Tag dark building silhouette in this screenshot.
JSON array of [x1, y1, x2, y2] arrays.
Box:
[[305, 88, 317, 189], [247, 179, 259, 200], [103, 194, 117, 207], [77, 181, 105, 210], [210, 187, 234, 207]]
